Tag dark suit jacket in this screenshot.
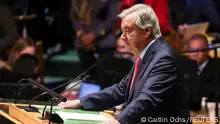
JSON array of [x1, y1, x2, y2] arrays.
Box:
[[178, 56, 200, 111], [185, 58, 220, 111], [80, 37, 190, 124], [198, 58, 220, 101]]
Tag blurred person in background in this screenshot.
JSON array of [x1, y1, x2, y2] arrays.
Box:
[[187, 34, 220, 107], [70, 0, 120, 83], [169, 0, 220, 36], [43, 0, 72, 56], [188, 34, 210, 67], [10, 0, 45, 43], [0, 37, 42, 99]]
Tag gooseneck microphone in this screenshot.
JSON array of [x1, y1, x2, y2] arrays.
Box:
[[28, 75, 90, 109], [180, 43, 220, 53], [26, 62, 95, 114], [25, 78, 67, 102], [16, 78, 67, 112]]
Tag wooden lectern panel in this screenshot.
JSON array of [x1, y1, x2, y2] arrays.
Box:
[[0, 110, 22, 124], [0, 103, 52, 124], [8, 104, 49, 124]]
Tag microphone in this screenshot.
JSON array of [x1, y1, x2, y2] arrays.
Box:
[[208, 43, 220, 50], [60, 75, 90, 94], [16, 78, 67, 112], [28, 75, 90, 109], [26, 68, 91, 113], [27, 78, 67, 102], [40, 75, 90, 121], [180, 43, 220, 54]]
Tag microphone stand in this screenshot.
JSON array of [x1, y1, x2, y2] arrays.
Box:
[[15, 80, 31, 104], [28, 74, 88, 109], [16, 78, 67, 112], [60, 75, 90, 94], [39, 98, 56, 124], [39, 76, 90, 123], [214, 48, 219, 124]]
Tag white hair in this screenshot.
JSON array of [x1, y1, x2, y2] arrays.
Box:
[[118, 4, 161, 39]]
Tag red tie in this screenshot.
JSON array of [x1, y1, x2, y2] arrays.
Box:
[[129, 57, 141, 93]]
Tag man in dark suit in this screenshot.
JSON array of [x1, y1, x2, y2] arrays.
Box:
[[188, 34, 220, 102], [70, 0, 120, 68], [58, 4, 190, 124]]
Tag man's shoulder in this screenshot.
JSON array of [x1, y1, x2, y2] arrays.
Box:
[[155, 37, 177, 55]]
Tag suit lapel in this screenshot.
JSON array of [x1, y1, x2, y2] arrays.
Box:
[[125, 66, 135, 102], [127, 37, 163, 102], [199, 59, 211, 78], [127, 52, 154, 102]]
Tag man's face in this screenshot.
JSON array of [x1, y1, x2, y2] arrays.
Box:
[[188, 39, 209, 65], [120, 14, 147, 55]]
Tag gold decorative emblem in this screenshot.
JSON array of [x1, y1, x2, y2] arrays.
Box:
[[72, 0, 92, 26]]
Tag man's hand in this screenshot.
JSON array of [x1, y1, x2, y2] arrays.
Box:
[[101, 118, 120, 124], [61, 91, 78, 100], [81, 32, 96, 50], [57, 99, 82, 109]]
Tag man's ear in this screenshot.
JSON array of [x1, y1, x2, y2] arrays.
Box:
[[144, 27, 152, 38]]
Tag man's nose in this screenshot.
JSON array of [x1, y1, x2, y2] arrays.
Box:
[[120, 32, 126, 40], [190, 52, 198, 57]]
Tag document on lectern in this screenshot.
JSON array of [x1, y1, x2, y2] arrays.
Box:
[[56, 111, 110, 121]]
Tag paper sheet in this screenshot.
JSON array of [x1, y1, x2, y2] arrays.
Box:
[[56, 111, 110, 121]]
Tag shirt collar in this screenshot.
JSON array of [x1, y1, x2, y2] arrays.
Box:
[[198, 59, 209, 74], [139, 39, 156, 59]]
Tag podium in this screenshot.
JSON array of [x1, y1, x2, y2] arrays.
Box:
[[1, 100, 216, 124], [0, 110, 22, 124], [0, 103, 49, 124], [0, 102, 113, 124]]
